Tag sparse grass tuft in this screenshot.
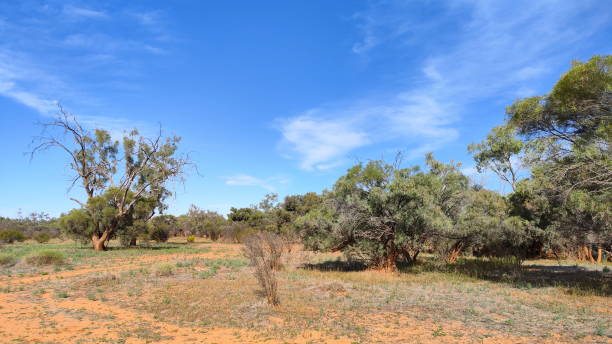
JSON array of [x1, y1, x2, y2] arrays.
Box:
[[154, 263, 175, 276]]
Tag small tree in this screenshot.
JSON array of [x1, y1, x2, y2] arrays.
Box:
[[183, 205, 226, 240]]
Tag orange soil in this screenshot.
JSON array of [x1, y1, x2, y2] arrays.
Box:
[[0, 245, 609, 344]]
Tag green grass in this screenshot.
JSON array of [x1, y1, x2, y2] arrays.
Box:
[[0, 241, 211, 265]]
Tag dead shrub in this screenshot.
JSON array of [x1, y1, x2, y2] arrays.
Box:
[[242, 232, 287, 306]]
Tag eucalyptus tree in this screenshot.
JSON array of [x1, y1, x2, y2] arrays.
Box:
[[320, 155, 470, 271], [182, 205, 226, 241], [468, 125, 524, 191], [34, 107, 190, 250], [475, 55, 612, 261]]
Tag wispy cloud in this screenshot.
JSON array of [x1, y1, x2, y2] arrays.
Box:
[[0, 3, 171, 134], [278, 0, 610, 170], [223, 174, 289, 191], [278, 115, 369, 170], [63, 5, 107, 19]]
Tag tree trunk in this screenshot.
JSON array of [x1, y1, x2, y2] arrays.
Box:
[[445, 241, 465, 264], [411, 250, 420, 263], [587, 246, 595, 263], [379, 242, 398, 272], [129, 237, 137, 246], [580, 245, 595, 263], [92, 231, 110, 251], [597, 248, 603, 264]]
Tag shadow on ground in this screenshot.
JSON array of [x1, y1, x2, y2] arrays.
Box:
[[301, 256, 611, 295]]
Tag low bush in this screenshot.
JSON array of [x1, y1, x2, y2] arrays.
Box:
[[154, 263, 175, 276], [33, 232, 51, 243], [25, 250, 65, 266], [150, 227, 169, 243], [186, 235, 196, 243], [0, 229, 27, 244], [242, 232, 287, 305], [0, 253, 17, 266]]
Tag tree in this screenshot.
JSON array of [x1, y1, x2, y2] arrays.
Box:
[[182, 205, 226, 240], [34, 107, 190, 251], [149, 215, 175, 243], [468, 125, 524, 191], [504, 56, 612, 261], [313, 156, 467, 271], [228, 206, 265, 228], [507, 55, 611, 196], [59, 188, 160, 247]]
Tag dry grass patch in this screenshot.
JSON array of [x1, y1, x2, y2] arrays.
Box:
[[24, 250, 65, 266]]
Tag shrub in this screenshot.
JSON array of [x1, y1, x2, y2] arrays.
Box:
[[0, 229, 27, 244], [220, 222, 256, 243], [242, 232, 287, 305], [33, 232, 51, 244], [25, 250, 65, 266], [0, 253, 17, 266], [186, 235, 196, 243], [149, 226, 169, 243], [154, 263, 175, 276]]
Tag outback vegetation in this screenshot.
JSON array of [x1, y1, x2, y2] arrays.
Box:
[[0, 56, 610, 343]]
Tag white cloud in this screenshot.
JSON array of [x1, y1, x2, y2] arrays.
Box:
[[279, 116, 369, 170], [278, 0, 609, 171], [133, 11, 159, 27], [63, 6, 107, 19], [223, 175, 289, 191]]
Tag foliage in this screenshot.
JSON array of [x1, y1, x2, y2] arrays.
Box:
[[33, 108, 190, 250], [220, 222, 256, 243], [180, 205, 225, 240], [0, 229, 27, 244], [33, 232, 51, 243], [0, 253, 17, 266], [304, 155, 471, 270], [25, 250, 65, 266], [468, 125, 524, 191], [149, 225, 169, 243], [0, 212, 59, 238], [186, 235, 195, 243], [470, 55, 612, 261]]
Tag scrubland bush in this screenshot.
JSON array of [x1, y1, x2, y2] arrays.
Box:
[[0, 229, 27, 244], [154, 263, 175, 276], [33, 232, 51, 243], [186, 235, 196, 243], [25, 250, 65, 266], [242, 232, 287, 305], [149, 226, 169, 243], [0, 253, 17, 266], [221, 222, 256, 243]]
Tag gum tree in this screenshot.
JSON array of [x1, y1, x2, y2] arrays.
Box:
[[34, 107, 190, 251]]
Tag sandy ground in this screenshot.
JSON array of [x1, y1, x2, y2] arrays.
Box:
[[0, 243, 609, 344]]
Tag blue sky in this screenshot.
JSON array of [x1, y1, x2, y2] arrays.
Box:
[[0, 0, 610, 218]]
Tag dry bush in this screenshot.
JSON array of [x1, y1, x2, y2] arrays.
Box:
[[242, 232, 287, 306]]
